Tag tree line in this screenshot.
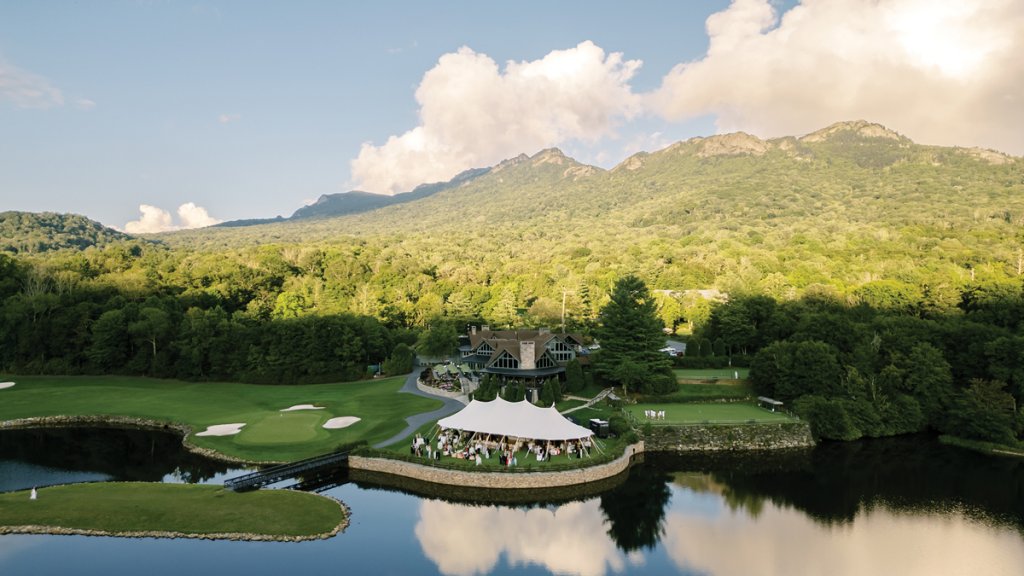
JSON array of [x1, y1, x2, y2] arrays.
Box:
[[694, 290, 1024, 445]]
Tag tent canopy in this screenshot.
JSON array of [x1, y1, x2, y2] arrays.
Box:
[[437, 397, 594, 441]]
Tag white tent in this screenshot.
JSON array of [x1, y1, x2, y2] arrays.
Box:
[[437, 397, 594, 441]]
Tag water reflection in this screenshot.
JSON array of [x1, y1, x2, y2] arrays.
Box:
[[0, 427, 237, 491], [599, 464, 672, 552], [1, 428, 1023, 576], [415, 498, 639, 576], [661, 496, 1024, 576]]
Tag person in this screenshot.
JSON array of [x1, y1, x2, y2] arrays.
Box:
[[475, 454, 482, 466], [30, 487, 37, 500]]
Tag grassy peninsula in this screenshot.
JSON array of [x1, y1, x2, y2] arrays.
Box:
[[0, 483, 346, 540]]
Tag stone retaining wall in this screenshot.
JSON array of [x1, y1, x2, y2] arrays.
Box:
[[415, 379, 467, 402], [642, 422, 814, 452], [349, 442, 644, 489]]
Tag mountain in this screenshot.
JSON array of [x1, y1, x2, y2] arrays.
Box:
[[0, 211, 135, 254], [158, 120, 1022, 298], [215, 167, 491, 227]]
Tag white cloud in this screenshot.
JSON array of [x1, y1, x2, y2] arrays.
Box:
[[123, 203, 221, 234], [351, 41, 642, 194], [75, 98, 96, 110], [650, 0, 1024, 154], [0, 57, 64, 109], [217, 113, 241, 124], [176, 202, 221, 228]]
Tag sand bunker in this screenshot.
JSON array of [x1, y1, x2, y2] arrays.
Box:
[[280, 404, 325, 412], [0, 382, 14, 390], [195, 423, 246, 437], [323, 416, 361, 429]]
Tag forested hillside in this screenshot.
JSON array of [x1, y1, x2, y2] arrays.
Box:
[[0, 212, 134, 254], [1, 121, 1022, 444]]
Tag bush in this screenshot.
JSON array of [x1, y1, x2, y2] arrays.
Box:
[[608, 414, 632, 437]]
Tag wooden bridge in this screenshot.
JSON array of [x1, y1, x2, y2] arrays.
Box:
[[224, 451, 350, 492]]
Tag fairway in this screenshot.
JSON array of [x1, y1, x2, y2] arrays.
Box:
[[628, 402, 795, 425], [0, 375, 441, 462]]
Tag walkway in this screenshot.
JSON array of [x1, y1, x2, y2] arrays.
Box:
[[372, 368, 466, 448], [560, 388, 615, 415]]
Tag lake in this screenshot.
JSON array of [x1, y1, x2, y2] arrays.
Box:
[[1, 428, 1022, 576]]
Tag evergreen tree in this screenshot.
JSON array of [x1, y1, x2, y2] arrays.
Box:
[[564, 358, 585, 393], [540, 380, 555, 406], [593, 275, 676, 395]]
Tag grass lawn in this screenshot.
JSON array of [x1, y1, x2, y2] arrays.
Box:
[[627, 402, 796, 425], [0, 483, 344, 538], [0, 375, 441, 462], [658, 382, 753, 402], [674, 368, 749, 381]]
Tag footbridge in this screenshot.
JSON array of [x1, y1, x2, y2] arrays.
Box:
[[224, 451, 350, 492]]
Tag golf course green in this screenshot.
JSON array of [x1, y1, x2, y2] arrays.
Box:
[[0, 375, 441, 462]]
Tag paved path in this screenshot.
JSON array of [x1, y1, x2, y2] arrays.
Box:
[[372, 369, 467, 448]]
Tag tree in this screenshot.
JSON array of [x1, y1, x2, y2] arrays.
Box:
[[129, 307, 171, 361], [417, 319, 457, 358], [946, 379, 1018, 444], [564, 358, 585, 393], [382, 343, 415, 376], [593, 275, 676, 395]]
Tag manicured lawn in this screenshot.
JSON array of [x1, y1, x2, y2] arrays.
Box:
[[0, 483, 344, 538], [659, 382, 753, 402], [627, 402, 796, 425], [674, 368, 749, 381], [0, 375, 441, 462]]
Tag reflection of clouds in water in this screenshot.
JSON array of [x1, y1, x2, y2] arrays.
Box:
[[0, 536, 44, 564], [663, 501, 1024, 576], [415, 499, 634, 576]]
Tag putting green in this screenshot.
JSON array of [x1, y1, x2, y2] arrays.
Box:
[[236, 412, 326, 445]]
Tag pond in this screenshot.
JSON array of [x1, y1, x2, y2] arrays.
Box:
[[1, 428, 1022, 576]]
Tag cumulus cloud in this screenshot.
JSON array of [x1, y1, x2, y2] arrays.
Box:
[[0, 57, 64, 109], [650, 0, 1024, 154], [351, 41, 642, 194], [124, 203, 221, 233]]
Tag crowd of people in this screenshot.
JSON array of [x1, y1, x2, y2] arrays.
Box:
[[410, 428, 593, 467]]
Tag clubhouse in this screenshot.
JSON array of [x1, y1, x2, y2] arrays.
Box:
[[458, 326, 586, 383]]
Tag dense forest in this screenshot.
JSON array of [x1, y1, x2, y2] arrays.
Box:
[[1, 121, 1021, 444]]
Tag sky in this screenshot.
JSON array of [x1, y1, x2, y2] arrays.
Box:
[[1, 0, 1022, 232]]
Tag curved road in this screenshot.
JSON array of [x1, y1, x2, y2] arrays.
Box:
[[372, 369, 467, 448]]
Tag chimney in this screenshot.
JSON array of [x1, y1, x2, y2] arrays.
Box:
[[539, 327, 550, 335], [482, 325, 490, 332], [471, 325, 477, 335], [520, 341, 536, 370]]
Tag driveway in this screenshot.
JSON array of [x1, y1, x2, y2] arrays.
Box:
[[372, 368, 467, 448]]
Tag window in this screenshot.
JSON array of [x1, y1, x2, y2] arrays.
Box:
[[493, 351, 519, 369]]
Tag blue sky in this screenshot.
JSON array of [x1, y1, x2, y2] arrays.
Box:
[[1, 1, 1020, 231]]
